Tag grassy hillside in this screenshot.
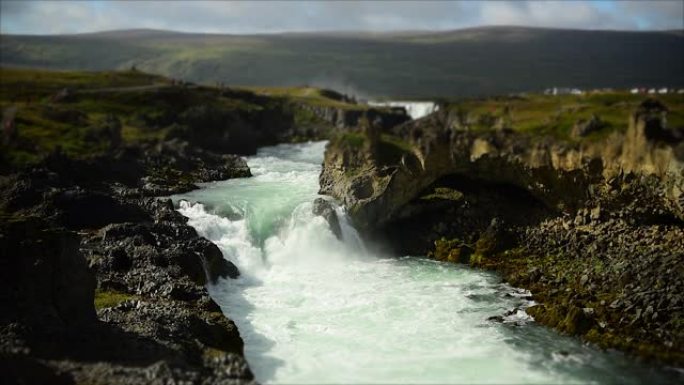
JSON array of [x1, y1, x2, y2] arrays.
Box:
[[0, 68, 372, 169], [1, 27, 682, 99], [240, 86, 358, 109], [444, 92, 684, 140], [2, 67, 681, 172]]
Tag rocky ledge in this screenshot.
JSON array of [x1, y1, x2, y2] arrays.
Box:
[[319, 98, 684, 365], [0, 141, 254, 384]]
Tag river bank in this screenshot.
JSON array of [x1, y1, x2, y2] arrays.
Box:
[[319, 95, 684, 366], [0, 68, 405, 384]]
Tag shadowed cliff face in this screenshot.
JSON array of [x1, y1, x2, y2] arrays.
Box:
[[0, 219, 97, 330]]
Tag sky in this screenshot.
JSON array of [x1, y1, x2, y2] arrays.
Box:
[[1, 0, 683, 35]]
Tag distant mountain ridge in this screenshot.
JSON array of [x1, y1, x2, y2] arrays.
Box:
[[1, 26, 682, 98]]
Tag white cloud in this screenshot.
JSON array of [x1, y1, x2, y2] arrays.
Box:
[[616, 0, 684, 29], [1, 0, 682, 35], [479, 1, 637, 30]]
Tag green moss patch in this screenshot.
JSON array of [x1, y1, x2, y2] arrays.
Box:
[[420, 187, 464, 201], [94, 289, 138, 310]]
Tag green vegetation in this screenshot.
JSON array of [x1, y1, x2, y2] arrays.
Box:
[[3, 67, 681, 174], [445, 92, 684, 140], [0, 67, 167, 102], [420, 187, 464, 202], [0, 67, 266, 168], [242, 86, 359, 109], [0, 67, 404, 173], [0, 68, 168, 163], [337, 132, 366, 148], [94, 289, 137, 310]]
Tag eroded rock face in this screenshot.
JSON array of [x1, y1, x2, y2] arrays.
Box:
[[321, 104, 684, 240]]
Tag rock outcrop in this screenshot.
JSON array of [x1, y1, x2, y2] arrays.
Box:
[[319, 99, 684, 364], [299, 104, 410, 132], [321, 100, 684, 239], [0, 142, 254, 384]]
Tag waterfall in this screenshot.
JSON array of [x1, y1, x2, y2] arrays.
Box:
[[369, 101, 439, 120]]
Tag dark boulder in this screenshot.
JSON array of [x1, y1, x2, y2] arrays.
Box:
[[312, 198, 343, 240], [49, 188, 149, 229], [0, 218, 96, 329], [97, 221, 239, 284], [474, 218, 516, 257], [188, 238, 240, 283]]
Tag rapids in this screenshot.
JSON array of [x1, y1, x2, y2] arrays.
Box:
[[174, 141, 679, 384]]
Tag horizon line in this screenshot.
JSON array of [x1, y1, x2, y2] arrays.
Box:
[[2, 24, 683, 37]]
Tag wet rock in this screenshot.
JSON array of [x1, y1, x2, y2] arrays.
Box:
[[190, 238, 240, 282], [431, 237, 474, 264], [312, 198, 343, 240], [320, 106, 684, 364]]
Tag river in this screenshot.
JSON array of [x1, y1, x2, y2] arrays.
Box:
[[174, 141, 678, 384]]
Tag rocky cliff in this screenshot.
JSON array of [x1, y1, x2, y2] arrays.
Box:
[[319, 97, 684, 364], [321, 99, 683, 236], [297, 103, 410, 133]]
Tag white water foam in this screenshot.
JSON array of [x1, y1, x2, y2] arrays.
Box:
[[175, 141, 679, 384]]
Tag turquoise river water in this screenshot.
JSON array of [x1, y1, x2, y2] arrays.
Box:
[[174, 141, 681, 384]]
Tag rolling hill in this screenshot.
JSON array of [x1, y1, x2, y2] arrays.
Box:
[[1, 26, 682, 98]]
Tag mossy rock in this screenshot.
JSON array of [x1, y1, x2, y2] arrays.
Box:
[[430, 237, 473, 264], [527, 304, 594, 336], [474, 233, 498, 257], [420, 187, 464, 201], [94, 289, 137, 310]]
